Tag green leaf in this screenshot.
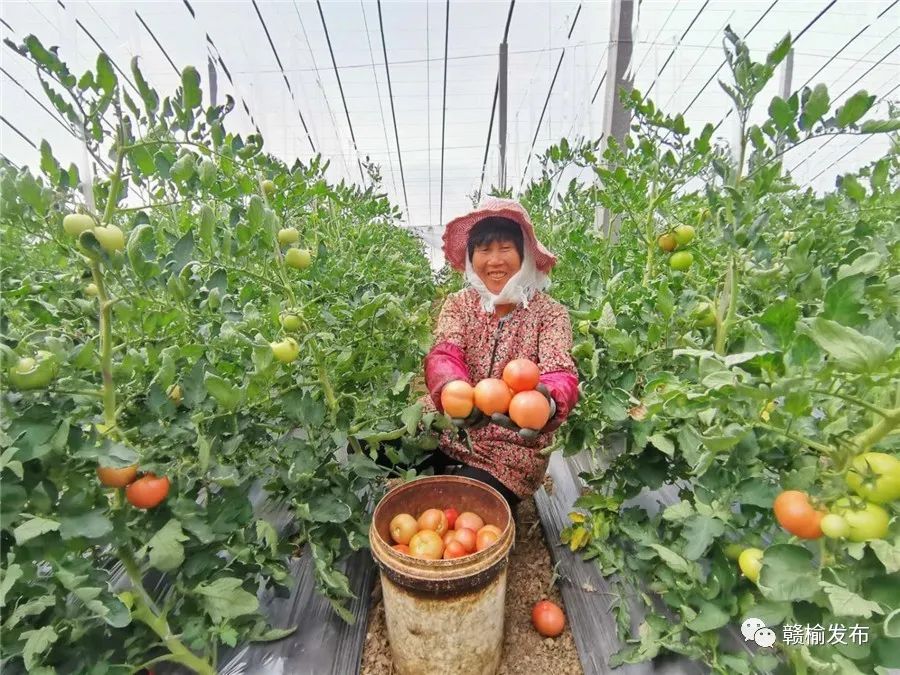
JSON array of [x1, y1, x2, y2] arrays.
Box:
[[204, 372, 242, 410], [859, 119, 900, 134], [0, 564, 23, 608], [838, 252, 882, 280], [870, 540, 900, 574], [685, 601, 730, 632], [256, 520, 279, 556], [401, 401, 422, 436], [836, 90, 876, 127], [126, 223, 157, 280], [194, 577, 259, 623], [758, 544, 819, 601], [4, 595, 55, 628], [59, 511, 113, 540], [14, 517, 60, 545], [648, 544, 696, 577], [96, 53, 117, 93], [766, 34, 792, 68], [20, 626, 58, 670], [39, 140, 60, 184], [648, 434, 674, 456], [147, 519, 188, 572], [307, 494, 352, 523], [799, 84, 830, 130], [682, 515, 725, 560], [199, 203, 216, 250], [821, 581, 883, 618], [758, 298, 798, 350], [181, 66, 202, 109], [838, 174, 866, 202], [768, 96, 795, 131], [805, 318, 890, 373], [823, 275, 865, 326]]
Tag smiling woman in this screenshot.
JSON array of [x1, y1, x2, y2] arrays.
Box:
[[415, 197, 581, 515]]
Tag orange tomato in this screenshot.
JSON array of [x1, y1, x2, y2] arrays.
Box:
[[531, 600, 565, 637], [476, 525, 502, 551], [125, 474, 170, 509], [773, 490, 824, 539], [392, 544, 411, 555], [473, 378, 512, 415], [443, 530, 457, 547], [409, 530, 444, 560], [443, 540, 467, 559], [390, 513, 419, 545], [96, 464, 138, 488], [453, 527, 477, 553], [417, 508, 449, 536], [502, 358, 540, 393], [455, 512, 484, 533], [441, 380, 475, 418], [508, 390, 552, 430]]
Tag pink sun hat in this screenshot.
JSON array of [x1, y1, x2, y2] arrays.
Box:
[[441, 197, 557, 273]]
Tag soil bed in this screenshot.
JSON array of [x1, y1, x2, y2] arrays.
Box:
[[361, 497, 583, 674]]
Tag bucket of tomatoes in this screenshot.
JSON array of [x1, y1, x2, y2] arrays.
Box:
[[369, 474, 514, 675]]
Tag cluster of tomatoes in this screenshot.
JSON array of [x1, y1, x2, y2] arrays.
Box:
[[656, 224, 695, 271], [440, 358, 552, 430], [96, 464, 170, 509], [738, 451, 899, 583], [388, 507, 501, 560]]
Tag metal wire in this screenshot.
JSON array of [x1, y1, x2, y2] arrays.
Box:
[[377, 0, 410, 220]]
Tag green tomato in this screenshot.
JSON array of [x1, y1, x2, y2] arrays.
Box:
[[63, 213, 94, 237], [738, 547, 763, 583], [85, 283, 99, 297], [670, 251, 693, 271], [845, 452, 900, 504], [724, 543, 744, 561], [831, 498, 890, 542], [262, 179, 276, 197], [7, 352, 59, 391], [93, 225, 125, 253], [270, 338, 300, 363], [278, 227, 300, 246], [281, 313, 303, 332], [820, 514, 850, 539], [692, 301, 716, 327], [576, 320, 591, 336], [285, 248, 312, 270], [673, 224, 695, 246]]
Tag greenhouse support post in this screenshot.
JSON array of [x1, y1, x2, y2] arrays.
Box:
[[777, 49, 794, 152], [600, 0, 635, 242], [499, 40, 509, 191]]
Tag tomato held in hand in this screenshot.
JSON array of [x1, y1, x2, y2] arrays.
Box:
[[773, 490, 824, 539], [502, 359, 540, 393], [441, 381, 474, 418], [473, 378, 512, 415], [531, 600, 565, 637], [443, 507, 459, 530], [97, 464, 138, 488], [125, 474, 170, 509], [508, 390, 552, 430]]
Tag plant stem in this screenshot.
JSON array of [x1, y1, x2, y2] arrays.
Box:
[[754, 422, 835, 455], [103, 135, 125, 225], [808, 389, 892, 419], [852, 407, 900, 452], [714, 256, 739, 355], [89, 260, 117, 430]]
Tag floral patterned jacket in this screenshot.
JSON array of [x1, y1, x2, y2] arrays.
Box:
[[421, 288, 580, 498]]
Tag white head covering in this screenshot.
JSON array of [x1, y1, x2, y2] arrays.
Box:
[[464, 243, 550, 314]]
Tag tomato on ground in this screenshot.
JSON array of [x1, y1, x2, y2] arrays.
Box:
[[531, 600, 565, 637]]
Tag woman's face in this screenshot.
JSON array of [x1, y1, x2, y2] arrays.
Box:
[[472, 239, 522, 294]]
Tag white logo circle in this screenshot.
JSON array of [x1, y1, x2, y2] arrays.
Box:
[[754, 627, 777, 648], [741, 617, 766, 641]]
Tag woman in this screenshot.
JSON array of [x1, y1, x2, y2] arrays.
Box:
[[420, 197, 580, 513]]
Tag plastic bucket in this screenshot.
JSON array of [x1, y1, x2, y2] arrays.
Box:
[[369, 475, 515, 675]]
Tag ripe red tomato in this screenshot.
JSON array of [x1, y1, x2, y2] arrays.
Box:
[[773, 490, 824, 539], [456, 512, 484, 533], [531, 600, 565, 637], [443, 530, 457, 547], [392, 544, 411, 555], [389, 513, 419, 545], [125, 474, 170, 509], [508, 390, 552, 430], [441, 380, 475, 418], [453, 527, 477, 553], [473, 378, 512, 415], [96, 464, 138, 488], [409, 530, 444, 560], [443, 540, 467, 559], [443, 507, 459, 530], [417, 508, 448, 536], [502, 359, 540, 393]]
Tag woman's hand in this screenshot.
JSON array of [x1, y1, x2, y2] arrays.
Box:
[[450, 407, 489, 431], [490, 384, 557, 439]]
